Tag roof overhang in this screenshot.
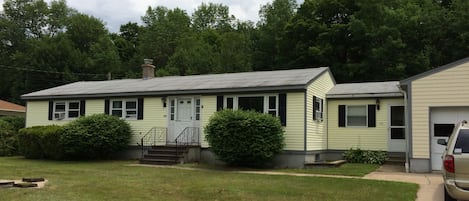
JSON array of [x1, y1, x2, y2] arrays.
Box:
[[326, 92, 403, 99], [22, 85, 307, 100]]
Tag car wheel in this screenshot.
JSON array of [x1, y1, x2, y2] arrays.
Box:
[[444, 187, 456, 201]]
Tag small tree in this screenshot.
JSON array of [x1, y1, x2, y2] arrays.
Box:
[[61, 114, 132, 160], [205, 110, 284, 167]]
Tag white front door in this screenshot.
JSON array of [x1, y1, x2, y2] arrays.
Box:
[[431, 107, 469, 170], [167, 97, 200, 144], [388, 105, 406, 152]]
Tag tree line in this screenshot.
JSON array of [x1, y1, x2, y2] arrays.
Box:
[[1, 0, 468, 103]]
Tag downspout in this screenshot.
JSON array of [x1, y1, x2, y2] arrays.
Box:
[[398, 85, 410, 173]]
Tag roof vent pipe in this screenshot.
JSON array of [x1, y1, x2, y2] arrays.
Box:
[[142, 59, 155, 80]]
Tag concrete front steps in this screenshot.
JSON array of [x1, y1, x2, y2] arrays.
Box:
[[140, 146, 187, 165]]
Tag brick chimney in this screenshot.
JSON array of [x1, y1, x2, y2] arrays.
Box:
[[141, 59, 155, 79]]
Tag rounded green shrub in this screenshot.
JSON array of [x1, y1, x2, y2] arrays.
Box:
[[61, 114, 132, 160], [0, 120, 16, 156], [18, 125, 63, 159], [0, 116, 25, 156], [205, 110, 284, 167]]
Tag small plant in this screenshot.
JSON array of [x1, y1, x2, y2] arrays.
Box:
[[205, 109, 284, 167], [343, 148, 387, 165]]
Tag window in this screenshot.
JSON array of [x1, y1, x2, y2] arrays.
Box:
[[110, 99, 138, 119], [434, 124, 455, 137], [53, 101, 81, 120], [347, 105, 367, 126], [195, 98, 201, 120], [313, 96, 323, 121], [223, 95, 278, 116], [170, 99, 175, 120], [455, 129, 469, 153]]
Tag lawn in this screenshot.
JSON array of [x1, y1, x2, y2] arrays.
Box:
[[0, 157, 418, 201], [180, 163, 379, 177]]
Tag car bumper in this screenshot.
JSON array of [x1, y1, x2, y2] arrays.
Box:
[[445, 179, 469, 200]]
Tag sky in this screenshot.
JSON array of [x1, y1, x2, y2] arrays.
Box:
[[0, 0, 303, 33]]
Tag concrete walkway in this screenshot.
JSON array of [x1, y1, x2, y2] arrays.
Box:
[[131, 164, 443, 201], [364, 165, 443, 201]]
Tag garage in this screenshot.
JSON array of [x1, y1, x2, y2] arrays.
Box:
[[430, 107, 469, 170]]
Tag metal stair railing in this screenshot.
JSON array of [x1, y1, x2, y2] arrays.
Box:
[[138, 127, 167, 159], [174, 127, 200, 158]]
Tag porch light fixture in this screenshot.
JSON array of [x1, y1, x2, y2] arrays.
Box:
[[161, 97, 167, 107]]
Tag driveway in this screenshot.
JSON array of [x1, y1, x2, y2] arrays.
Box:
[[364, 166, 443, 201]]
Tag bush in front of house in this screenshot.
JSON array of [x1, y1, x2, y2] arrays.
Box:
[[0, 116, 25, 156], [18, 125, 64, 159], [205, 109, 285, 167], [343, 148, 387, 165], [61, 114, 132, 160]]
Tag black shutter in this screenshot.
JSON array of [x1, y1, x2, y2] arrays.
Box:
[[313, 96, 317, 120], [80, 100, 86, 116], [338, 105, 346, 127], [368, 105, 376, 127], [104, 99, 110, 114], [279, 93, 287, 126], [48, 101, 53, 120], [216, 96, 224, 111], [320, 98, 324, 119], [137, 98, 144, 120]]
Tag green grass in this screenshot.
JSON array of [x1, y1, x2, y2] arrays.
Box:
[[277, 163, 380, 177], [0, 157, 417, 201], [179, 163, 379, 177]]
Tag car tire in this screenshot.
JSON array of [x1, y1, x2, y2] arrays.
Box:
[[444, 187, 456, 201]]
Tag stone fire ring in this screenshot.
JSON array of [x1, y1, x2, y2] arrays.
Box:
[[0, 178, 47, 188]]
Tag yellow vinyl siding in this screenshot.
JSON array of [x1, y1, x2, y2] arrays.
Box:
[[411, 62, 469, 158], [25, 101, 58, 127], [200, 96, 217, 148], [327, 98, 403, 150], [127, 97, 167, 145], [306, 71, 335, 151], [25, 98, 168, 145], [284, 92, 305, 151]]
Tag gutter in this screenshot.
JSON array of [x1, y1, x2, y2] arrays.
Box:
[[398, 84, 410, 173]]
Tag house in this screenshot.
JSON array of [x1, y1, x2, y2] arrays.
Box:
[[0, 99, 26, 117], [326, 82, 404, 159], [400, 57, 469, 172], [21, 60, 336, 167], [21, 57, 469, 172]]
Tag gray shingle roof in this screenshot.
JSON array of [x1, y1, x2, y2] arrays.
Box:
[[22, 67, 329, 100], [327, 81, 402, 98]]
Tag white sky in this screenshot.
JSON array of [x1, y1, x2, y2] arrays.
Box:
[[0, 0, 304, 32]]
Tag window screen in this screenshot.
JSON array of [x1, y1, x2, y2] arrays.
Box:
[[238, 97, 264, 113]]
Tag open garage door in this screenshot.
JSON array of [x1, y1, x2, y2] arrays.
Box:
[[431, 107, 469, 170]]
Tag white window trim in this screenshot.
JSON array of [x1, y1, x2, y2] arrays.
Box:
[[110, 99, 138, 120], [53, 101, 80, 120], [223, 94, 278, 116], [345, 105, 368, 127], [314, 97, 323, 121]]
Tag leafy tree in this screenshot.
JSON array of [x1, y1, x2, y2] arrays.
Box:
[[140, 6, 191, 68], [253, 0, 297, 70], [192, 2, 235, 32]]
